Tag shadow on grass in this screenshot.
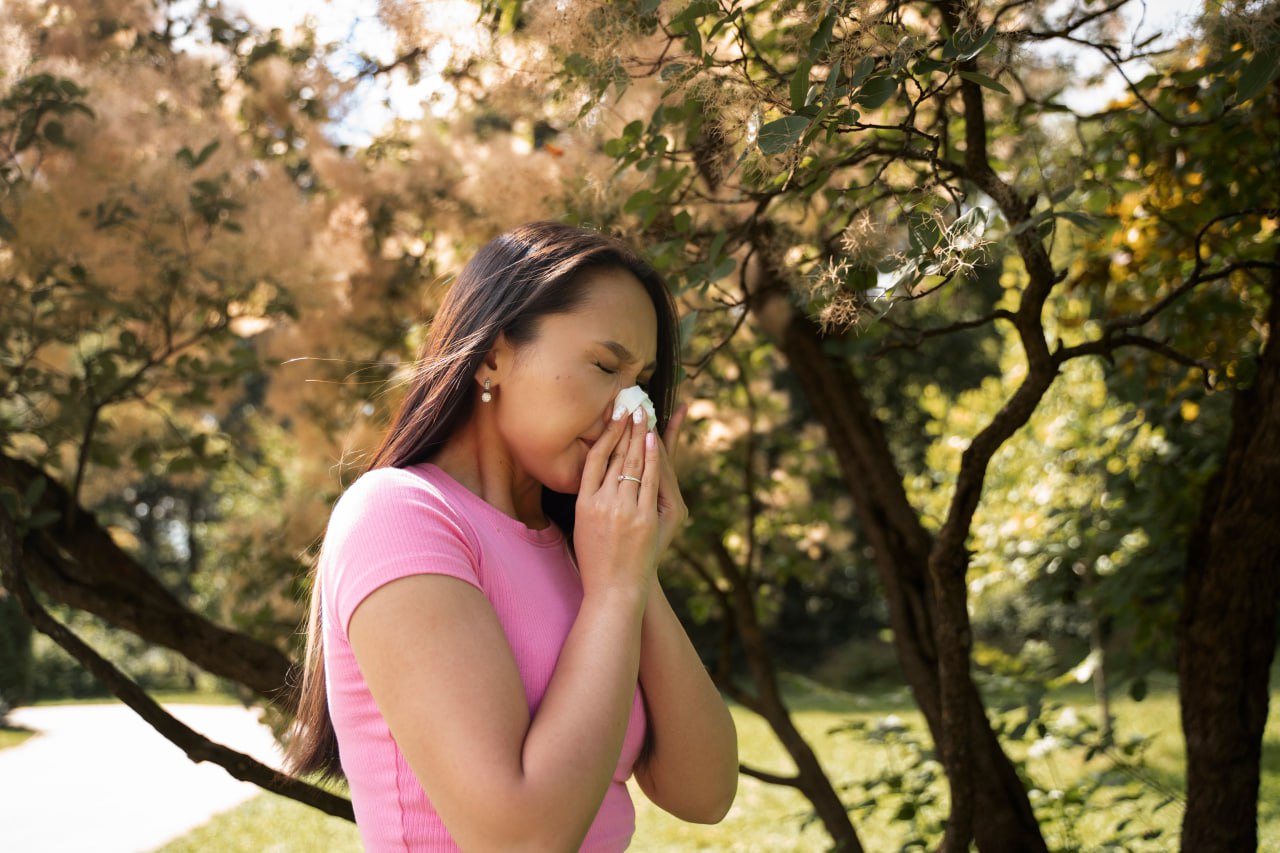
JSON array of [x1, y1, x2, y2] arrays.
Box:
[[0, 723, 37, 751]]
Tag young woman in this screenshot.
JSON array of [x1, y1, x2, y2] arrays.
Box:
[[286, 221, 739, 851]]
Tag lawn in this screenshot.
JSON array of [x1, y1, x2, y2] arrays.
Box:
[[158, 677, 1280, 852], [0, 724, 36, 750]]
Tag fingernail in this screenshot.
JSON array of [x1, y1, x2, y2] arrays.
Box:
[[646, 431, 656, 449], [612, 403, 625, 421], [632, 408, 644, 424]]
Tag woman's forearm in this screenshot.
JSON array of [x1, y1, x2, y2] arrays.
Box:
[[635, 580, 739, 822], [515, 584, 649, 844]]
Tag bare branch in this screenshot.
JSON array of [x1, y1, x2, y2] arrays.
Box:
[[1001, 0, 1132, 40], [1056, 333, 1220, 388], [0, 518, 354, 822], [870, 310, 1017, 358], [740, 765, 804, 788], [358, 47, 425, 79]]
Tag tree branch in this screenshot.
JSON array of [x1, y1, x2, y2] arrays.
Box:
[[740, 764, 804, 788], [871, 310, 1016, 358], [1106, 208, 1280, 333], [1056, 333, 1220, 387], [0, 517, 354, 821], [0, 453, 298, 711]]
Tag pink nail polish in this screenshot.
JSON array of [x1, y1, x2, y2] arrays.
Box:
[[646, 431, 656, 449]]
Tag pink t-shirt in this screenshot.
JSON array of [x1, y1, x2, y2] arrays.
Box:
[[320, 463, 648, 851]]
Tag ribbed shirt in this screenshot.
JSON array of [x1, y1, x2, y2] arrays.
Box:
[[320, 462, 648, 851]]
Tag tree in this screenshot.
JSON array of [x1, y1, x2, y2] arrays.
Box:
[[428, 0, 1279, 848], [3, 0, 1277, 849]]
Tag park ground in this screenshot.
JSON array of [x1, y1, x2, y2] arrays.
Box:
[[5, 673, 1270, 852]]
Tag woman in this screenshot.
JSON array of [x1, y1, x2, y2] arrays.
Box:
[[286, 221, 739, 851]]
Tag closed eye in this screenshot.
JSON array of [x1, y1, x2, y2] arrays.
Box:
[[595, 362, 617, 375]]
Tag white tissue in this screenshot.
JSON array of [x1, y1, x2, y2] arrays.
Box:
[[615, 385, 657, 430]]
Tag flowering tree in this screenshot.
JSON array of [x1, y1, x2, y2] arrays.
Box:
[[398, 0, 1276, 849], [2, 0, 1278, 850]]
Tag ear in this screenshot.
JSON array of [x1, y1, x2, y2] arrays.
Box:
[[474, 333, 516, 388]]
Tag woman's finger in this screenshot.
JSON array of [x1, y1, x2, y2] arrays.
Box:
[[639, 427, 660, 506], [617, 410, 647, 493], [581, 411, 629, 494]]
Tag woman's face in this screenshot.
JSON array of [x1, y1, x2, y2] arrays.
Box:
[[493, 266, 659, 494]]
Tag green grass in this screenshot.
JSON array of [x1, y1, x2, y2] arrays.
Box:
[[0, 725, 36, 751], [157, 785, 362, 853], [157, 678, 1280, 852]]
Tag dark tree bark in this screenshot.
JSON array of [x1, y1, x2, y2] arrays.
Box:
[[0, 453, 297, 713], [1178, 247, 1280, 851], [744, 242, 1047, 853]]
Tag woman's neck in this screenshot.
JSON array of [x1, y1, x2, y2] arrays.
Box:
[[431, 421, 548, 530]]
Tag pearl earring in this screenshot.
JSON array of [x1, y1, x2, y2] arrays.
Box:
[[481, 378, 492, 403]]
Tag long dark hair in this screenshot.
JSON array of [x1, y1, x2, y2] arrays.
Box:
[[286, 221, 680, 779]]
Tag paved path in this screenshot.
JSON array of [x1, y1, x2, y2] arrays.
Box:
[[0, 702, 282, 853]]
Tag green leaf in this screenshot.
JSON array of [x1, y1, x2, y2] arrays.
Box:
[[42, 121, 70, 147], [0, 486, 19, 519], [708, 229, 729, 263], [790, 59, 812, 111], [848, 56, 877, 89], [757, 115, 810, 155], [659, 61, 687, 83], [914, 56, 946, 76], [1236, 48, 1280, 103], [131, 445, 156, 470], [26, 509, 61, 530], [193, 139, 221, 168], [669, 0, 717, 31], [1054, 211, 1104, 232], [808, 11, 837, 61], [23, 475, 46, 511], [958, 70, 1009, 95], [709, 257, 736, 281], [950, 25, 997, 62], [563, 53, 592, 77], [624, 189, 658, 215], [678, 309, 699, 350], [854, 74, 897, 109]]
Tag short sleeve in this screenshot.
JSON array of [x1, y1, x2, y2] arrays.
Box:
[[320, 467, 481, 640]]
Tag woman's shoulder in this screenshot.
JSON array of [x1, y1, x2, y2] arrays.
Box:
[[328, 465, 470, 539]]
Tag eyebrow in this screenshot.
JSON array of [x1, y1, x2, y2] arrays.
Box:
[[600, 340, 657, 373]]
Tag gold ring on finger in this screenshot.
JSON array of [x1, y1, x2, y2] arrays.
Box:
[[618, 474, 642, 484]]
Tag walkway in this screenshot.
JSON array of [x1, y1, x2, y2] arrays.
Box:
[[0, 702, 281, 853]]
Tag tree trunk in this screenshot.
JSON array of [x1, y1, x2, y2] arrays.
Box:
[[745, 263, 1047, 852], [1178, 249, 1280, 851]]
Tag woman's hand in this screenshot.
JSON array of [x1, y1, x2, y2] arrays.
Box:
[[655, 403, 690, 556], [574, 409, 661, 596]]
